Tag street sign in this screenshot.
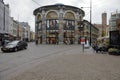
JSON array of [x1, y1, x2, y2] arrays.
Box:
[[80, 37, 85, 44]]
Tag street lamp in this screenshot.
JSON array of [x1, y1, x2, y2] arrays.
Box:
[[17, 15, 20, 39], [90, 0, 92, 46], [81, 0, 92, 46]]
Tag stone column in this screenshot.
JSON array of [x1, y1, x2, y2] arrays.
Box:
[[75, 21, 79, 44], [59, 20, 64, 44], [42, 10, 46, 44], [35, 16, 38, 44], [59, 9, 64, 44]]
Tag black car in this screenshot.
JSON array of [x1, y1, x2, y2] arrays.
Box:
[[1, 40, 28, 52]]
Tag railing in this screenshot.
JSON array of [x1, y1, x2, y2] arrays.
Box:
[[63, 26, 75, 30], [46, 27, 59, 30]]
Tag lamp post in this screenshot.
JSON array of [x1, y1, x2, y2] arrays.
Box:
[[17, 15, 19, 40], [90, 0, 92, 46], [81, 0, 92, 46]]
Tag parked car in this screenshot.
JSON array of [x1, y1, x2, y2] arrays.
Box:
[[4, 40, 11, 45], [84, 40, 90, 48], [1, 40, 28, 52]]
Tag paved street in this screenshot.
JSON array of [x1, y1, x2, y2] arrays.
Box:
[[0, 42, 85, 80], [0, 43, 120, 80]]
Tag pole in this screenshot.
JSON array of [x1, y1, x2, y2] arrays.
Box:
[[18, 14, 20, 40], [83, 44, 84, 52], [90, 0, 92, 46], [3, 4, 5, 31], [83, 22, 84, 52], [17, 15, 19, 40]]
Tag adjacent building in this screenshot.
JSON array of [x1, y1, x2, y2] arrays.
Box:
[[9, 19, 32, 41], [9, 17, 32, 41], [9, 17, 19, 40], [109, 11, 120, 31], [33, 4, 85, 44], [0, 0, 10, 34], [0, 0, 10, 46], [83, 20, 99, 43], [0, 0, 33, 45], [19, 22, 31, 41], [94, 24, 102, 37], [30, 31, 35, 41]]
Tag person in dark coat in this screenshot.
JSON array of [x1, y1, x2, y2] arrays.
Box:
[[1, 40, 5, 46]]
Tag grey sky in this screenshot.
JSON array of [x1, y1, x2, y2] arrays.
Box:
[[4, 0, 120, 32]]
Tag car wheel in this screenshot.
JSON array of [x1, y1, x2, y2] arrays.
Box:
[[25, 46, 27, 49], [14, 48, 18, 52]]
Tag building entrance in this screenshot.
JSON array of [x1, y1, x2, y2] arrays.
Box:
[[47, 37, 58, 44], [46, 32, 59, 44]]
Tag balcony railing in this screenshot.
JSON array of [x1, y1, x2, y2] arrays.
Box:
[[63, 26, 75, 30], [46, 27, 59, 30]]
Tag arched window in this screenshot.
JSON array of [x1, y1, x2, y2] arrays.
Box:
[[46, 11, 58, 19], [79, 16, 82, 20], [37, 14, 41, 21], [46, 11, 59, 30], [46, 11, 59, 44], [64, 12, 75, 20], [63, 12, 75, 44]]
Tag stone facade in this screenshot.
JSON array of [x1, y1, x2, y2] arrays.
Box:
[[33, 4, 85, 44], [0, 0, 10, 34]]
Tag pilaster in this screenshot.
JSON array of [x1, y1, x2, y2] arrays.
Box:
[[42, 10, 46, 44]]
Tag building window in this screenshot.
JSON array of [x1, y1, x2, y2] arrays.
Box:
[[37, 14, 41, 21], [38, 21, 42, 30], [64, 12, 75, 20], [63, 20, 75, 44], [46, 11, 58, 19], [46, 19, 59, 44], [63, 20, 75, 30], [46, 19, 59, 30]]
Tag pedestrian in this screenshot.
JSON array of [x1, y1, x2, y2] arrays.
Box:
[[35, 40, 38, 45], [93, 43, 99, 53], [56, 39, 59, 45], [2, 40, 5, 46], [64, 39, 67, 45]]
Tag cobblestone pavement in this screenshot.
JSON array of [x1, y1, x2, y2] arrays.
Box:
[[1, 43, 120, 80]]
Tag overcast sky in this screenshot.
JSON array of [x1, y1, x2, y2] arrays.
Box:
[[4, 0, 120, 32]]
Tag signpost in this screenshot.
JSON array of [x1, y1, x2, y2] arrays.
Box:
[[80, 37, 85, 52]]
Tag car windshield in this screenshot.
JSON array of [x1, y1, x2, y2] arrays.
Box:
[[6, 41, 19, 46]]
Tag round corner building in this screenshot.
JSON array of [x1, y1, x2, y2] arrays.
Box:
[[33, 4, 85, 44]]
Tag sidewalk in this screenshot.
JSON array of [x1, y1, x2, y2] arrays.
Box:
[[84, 46, 95, 54]]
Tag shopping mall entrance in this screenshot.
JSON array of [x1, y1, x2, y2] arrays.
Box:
[[63, 31, 75, 44], [46, 32, 59, 44]]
